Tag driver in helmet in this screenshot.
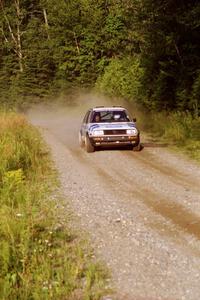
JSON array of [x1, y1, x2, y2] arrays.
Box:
[[94, 113, 101, 123]]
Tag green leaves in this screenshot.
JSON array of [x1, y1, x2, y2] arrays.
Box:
[[96, 56, 144, 102], [0, 0, 199, 114]]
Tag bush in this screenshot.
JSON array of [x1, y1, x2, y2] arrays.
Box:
[[146, 110, 200, 160], [96, 56, 144, 102], [192, 70, 200, 116]]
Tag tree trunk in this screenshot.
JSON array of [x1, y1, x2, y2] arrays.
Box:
[[43, 8, 50, 40], [73, 31, 80, 54], [14, 0, 23, 72], [0, 0, 24, 72]]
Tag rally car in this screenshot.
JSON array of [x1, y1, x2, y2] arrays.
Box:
[[79, 106, 140, 153]]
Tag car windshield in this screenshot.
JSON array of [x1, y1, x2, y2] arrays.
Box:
[[91, 110, 130, 123]]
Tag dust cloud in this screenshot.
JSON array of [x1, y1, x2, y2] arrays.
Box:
[[27, 91, 140, 149]]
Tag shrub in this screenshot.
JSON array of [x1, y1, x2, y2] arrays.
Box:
[[145, 110, 200, 160], [96, 56, 144, 102]]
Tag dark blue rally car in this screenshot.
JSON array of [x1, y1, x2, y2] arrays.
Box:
[[79, 106, 140, 153]]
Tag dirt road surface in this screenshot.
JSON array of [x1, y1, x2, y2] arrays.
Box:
[[28, 97, 200, 300]]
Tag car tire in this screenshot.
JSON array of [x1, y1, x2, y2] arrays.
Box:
[[79, 131, 84, 148], [85, 135, 95, 153], [133, 142, 141, 151]]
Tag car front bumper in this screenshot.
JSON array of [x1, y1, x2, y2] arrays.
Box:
[[90, 135, 140, 146]]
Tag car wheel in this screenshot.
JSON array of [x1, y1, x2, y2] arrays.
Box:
[[133, 142, 141, 151], [79, 131, 84, 148], [85, 135, 95, 153]]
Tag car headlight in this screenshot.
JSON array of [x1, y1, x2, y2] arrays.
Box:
[[91, 130, 104, 136], [126, 128, 138, 135]]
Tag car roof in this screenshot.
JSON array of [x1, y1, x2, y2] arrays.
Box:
[[92, 106, 126, 112]]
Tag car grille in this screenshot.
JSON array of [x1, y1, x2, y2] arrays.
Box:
[[104, 129, 127, 135]]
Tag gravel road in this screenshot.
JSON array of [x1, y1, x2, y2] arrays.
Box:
[[28, 99, 200, 300]]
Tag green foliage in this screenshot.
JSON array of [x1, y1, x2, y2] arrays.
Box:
[[0, 0, 200, 114], [192, 70, 200, 116], [96, 56, 144, 102], [146, 111, 200, 160], [0, 112, 109, 300], [132, 0, 200, 113]]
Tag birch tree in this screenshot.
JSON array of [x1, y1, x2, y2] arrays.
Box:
[[0, 0, 24, 72]]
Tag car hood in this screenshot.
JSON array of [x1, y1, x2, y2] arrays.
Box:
[[88, 122, 137, 131]]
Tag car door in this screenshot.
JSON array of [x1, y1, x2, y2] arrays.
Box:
[[81, 110, 91, 138]]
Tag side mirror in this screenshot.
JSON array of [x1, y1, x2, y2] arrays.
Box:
[[133, 117, 137, 122]]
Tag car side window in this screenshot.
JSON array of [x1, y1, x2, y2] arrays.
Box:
[[83, 111, 90, 124]]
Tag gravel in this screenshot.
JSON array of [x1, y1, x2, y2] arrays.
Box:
[[28, 104, 200, 300]]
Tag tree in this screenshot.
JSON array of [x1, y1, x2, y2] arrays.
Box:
[[0, 0, 24, 72], [132, 0, 200, 112]]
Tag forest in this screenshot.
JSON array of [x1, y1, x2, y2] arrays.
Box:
[[0, 0, 200, 114]]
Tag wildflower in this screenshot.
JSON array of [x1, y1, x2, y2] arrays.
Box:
[[16, 213, 23, 217]]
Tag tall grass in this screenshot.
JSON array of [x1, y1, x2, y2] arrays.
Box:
[[143, 111, 200, 160], [0, 112, 109, 300]]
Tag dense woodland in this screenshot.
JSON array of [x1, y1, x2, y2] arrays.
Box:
[[0, 0, 200, 113]]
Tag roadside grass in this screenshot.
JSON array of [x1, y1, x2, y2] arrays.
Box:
[[0, 112, 109, 300], [130, 107, 200, 161], [146, 111, 200, 161]]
